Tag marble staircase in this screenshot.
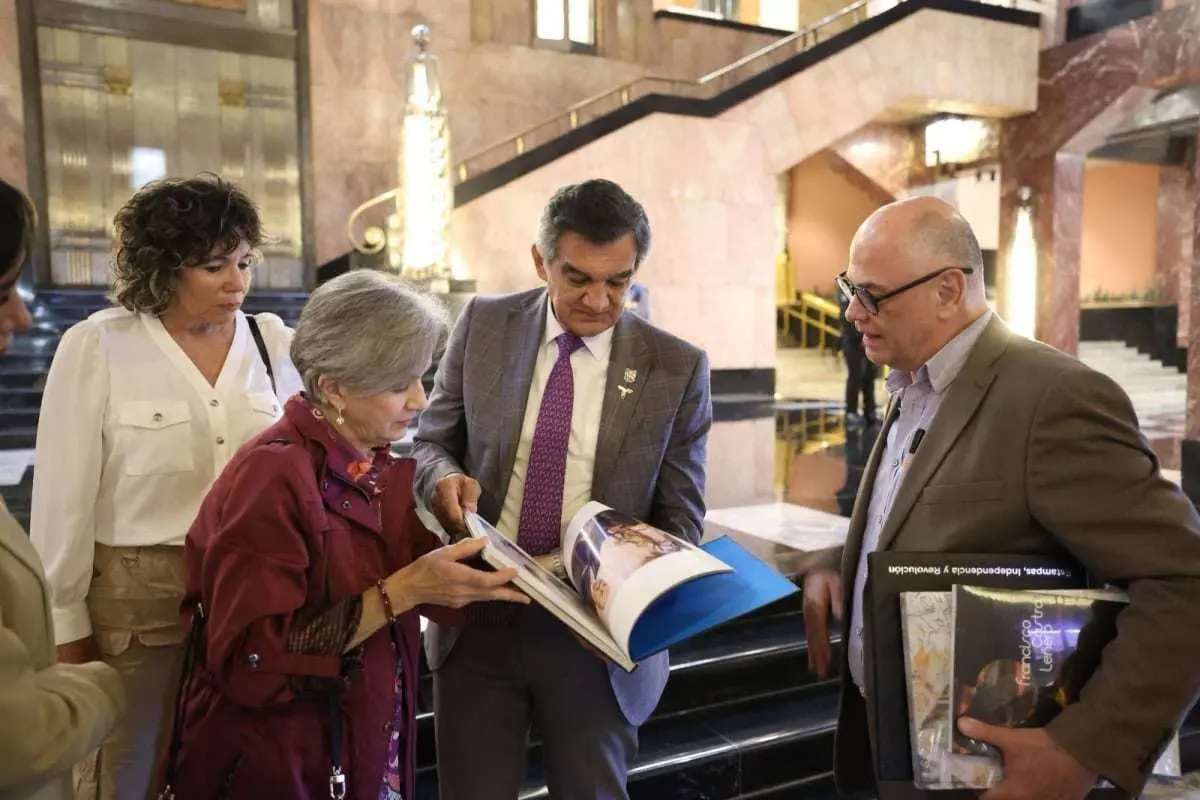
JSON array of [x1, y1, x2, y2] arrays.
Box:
[[1078, 340, 1186, 442]]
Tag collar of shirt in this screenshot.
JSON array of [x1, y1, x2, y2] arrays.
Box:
[[544, 298, 615, 362], [283, 394, 392, 497], [885, 309, 994, 397]]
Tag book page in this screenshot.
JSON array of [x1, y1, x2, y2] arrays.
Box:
[[563, 501, 730, 655], [464, 513, 633, 670]]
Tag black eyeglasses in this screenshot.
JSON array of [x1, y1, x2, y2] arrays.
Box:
[[835, 267, 974, 315]]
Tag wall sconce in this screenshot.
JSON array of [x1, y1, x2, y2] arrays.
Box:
[[1005, 186, 1038, 340], [924, 115, 990, 175]]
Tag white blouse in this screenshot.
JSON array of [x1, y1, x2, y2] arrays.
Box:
[[29, 308, 304, 645]]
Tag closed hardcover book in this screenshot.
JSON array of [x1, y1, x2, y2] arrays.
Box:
[[865, 552, 1091, 794], [950, 586, 1180, 784]]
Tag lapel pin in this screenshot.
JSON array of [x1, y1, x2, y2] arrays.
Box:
[[618, 385, 633, 399], [623, 368, 637, 383]]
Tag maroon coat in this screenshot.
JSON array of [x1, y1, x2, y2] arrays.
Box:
[[164, 396, 458, 800]]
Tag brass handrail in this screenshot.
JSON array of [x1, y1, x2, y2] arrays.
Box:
[[347, 0, 881, 248], [347, 187, 399, 256], [779, 286, 842, 352]]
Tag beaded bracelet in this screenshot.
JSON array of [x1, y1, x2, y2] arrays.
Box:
[[376, 578, 396, 620]]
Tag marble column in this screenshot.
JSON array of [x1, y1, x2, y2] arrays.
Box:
[[1157, 167, 1190, 345], [0, 0, 27, 190], [1184, 142, 1200, 441]]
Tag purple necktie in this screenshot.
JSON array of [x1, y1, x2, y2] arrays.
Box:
[[517, 332, 585, 555]]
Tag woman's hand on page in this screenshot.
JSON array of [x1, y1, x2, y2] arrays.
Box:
[[386, 538, 529, 611], [430, 473, 481, 539]]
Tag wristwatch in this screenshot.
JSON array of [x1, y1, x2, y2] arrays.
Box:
[[548, 550, 567, 580]]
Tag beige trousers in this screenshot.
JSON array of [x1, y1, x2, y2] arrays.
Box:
[[73, 544, 187, 800]]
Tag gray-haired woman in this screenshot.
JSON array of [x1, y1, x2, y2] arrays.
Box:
[[163, 269, 527, 800]]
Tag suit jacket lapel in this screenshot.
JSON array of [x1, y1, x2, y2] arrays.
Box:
[[873, 316, 1010, 553], [841, 394, 901, 575], [495, 292, 548, 506], [592, 315, 652, 498]]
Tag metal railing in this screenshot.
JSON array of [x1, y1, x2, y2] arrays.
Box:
[[454, 0, 871, 183], [778, 286, 842, 352], [452, 0, 1049, 185], [347, 0, 876, 247]]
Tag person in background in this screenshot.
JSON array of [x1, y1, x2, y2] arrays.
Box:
[[163, 270, 527, 800], [839, 289, 877, 427], [29, 175, 303, 800], [414, 178, 712, 800], [624, 281, 650, 320], [0, 178, 127, 800]]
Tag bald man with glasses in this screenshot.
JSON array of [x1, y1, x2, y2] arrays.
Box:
[[805, 196, 1200, 800]]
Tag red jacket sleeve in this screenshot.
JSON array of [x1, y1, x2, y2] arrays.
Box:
[[384, 459, 464, 627], [409, 504, 464, 628], [196, 444, 344, 707]]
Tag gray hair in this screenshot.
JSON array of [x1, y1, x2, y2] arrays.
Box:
[[290, 270, 450, 401], [909, 210, 986, 281], [535, 179, 651, 268]]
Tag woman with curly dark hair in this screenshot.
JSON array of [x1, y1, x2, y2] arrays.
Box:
[[28, 174, 303, 800]]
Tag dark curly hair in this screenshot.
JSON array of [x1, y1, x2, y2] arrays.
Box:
[[110, 174, 263, 315], [0, 178, 36, 276]]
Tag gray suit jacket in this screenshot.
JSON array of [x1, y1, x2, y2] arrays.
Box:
[[821, 315, 1200, 797], [412, 287, 712, 726], [0, 504, 125, 800]]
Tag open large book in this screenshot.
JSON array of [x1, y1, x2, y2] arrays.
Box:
[[465, 501, 797, 671]]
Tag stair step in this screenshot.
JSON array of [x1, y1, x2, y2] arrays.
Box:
[[413, 601, 829, 771], [0, 409, 38, 429], [0, 388, 42, 410], [0, 428, 37, 450], [413, 686, 841, 800], [0, 370, 45, 389]]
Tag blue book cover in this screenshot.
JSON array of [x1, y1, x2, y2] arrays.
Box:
[[467, 504, 797, 671]]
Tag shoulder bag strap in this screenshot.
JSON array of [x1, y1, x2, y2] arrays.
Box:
[[157, 603, 206, 800], [246, 315, 278, 399]]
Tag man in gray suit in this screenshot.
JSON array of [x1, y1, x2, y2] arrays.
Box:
[[413, 178, 712, 799]]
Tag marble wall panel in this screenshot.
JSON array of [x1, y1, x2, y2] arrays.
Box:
[[830, 122, 933, 197], [704, 417, 777, 510], [1186, 145, 1200, 442], [652, 17, 781, 79], [0, 0, 25, 190], [1157, 166, 1189, 309]]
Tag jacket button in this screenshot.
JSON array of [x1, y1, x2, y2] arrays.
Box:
[[216, 436, 226, 445], [247, 653, 260, 668], [341, 499, 351, 510], [210, 399, 219, 407], [152, 412, 163, 422]]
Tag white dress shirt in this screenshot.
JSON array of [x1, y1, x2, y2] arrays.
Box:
[[847, 310, 993, 693], [495, 303, 613, 543], [29, 308, 303, 645]]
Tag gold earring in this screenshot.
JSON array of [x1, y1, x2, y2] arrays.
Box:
[[335, 409, 345, 426]]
